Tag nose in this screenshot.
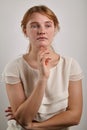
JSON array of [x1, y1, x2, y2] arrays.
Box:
[[37, 26, 46, 35]]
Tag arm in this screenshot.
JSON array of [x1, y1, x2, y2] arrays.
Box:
[[6, 78, 47, 128], [5, 48, 61, 129], [32, 79, 83, 128], [6, 48, 55, 128]]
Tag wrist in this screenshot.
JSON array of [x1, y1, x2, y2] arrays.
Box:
[[39, 77, 48, 82], [37, 77, 48, 88]]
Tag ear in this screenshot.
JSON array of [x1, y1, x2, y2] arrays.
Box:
[[54, 28, 57, 36], [23, 28, 28, 37]]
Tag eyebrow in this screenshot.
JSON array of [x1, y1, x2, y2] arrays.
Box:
[[29, 21, 53, 25]]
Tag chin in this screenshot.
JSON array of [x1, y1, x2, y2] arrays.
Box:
[[38, 42, 50, 48]]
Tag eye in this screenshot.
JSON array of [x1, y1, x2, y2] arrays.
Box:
[[45, 24, 52, 28], [31, 24, 40, 29]]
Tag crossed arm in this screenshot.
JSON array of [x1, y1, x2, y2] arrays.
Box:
[[6, 79, 83, 129]]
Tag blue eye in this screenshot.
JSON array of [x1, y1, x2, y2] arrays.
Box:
[[31, 24, 39, 29], [31, 25, 37, 28], [45, 24, 52, 28]]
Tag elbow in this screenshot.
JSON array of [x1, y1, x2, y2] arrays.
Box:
[[14, 111, 25, 127], [14, 112, 26, 127], [73, 116, 81, 125], [72, 119, 80, 126], [69, 111, 82, 126], [14, 111, 33, 129]]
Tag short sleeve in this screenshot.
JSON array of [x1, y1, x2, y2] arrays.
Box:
[[69, 58, 84, 81], [2, 60, 20, 84]]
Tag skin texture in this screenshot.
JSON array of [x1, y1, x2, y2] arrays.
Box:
[[5, 13, 83, 129]]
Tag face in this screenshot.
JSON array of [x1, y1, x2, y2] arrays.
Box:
[[25, 13, 56, 49]]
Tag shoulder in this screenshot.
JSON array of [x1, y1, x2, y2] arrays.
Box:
[[59, 55, 73, 69], [4, 57, 22, 70], [3, 57, 23, 76], [2, 57, 23, 84], [59, 55, 83, 81], [60, 55, 80, 67], [59, 55, 83, 73]]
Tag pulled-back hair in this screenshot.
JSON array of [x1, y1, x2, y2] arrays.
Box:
[[21, 5, 60, 34]]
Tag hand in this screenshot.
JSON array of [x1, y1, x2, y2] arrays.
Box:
[[5, 106, 15, 120], [47, 48, 59, 68], [38, 47, 50, 79], [38, 47, 59, 79]]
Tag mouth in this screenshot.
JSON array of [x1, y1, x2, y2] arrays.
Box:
[[37, 37, 48, 40]]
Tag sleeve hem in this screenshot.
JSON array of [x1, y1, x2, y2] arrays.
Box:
[[69, 72, 84, 81]]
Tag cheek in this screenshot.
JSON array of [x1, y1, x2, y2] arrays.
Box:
[[27, 30, 37, 38], [48, 31, 55, 37], [49, 28, 55, 35]]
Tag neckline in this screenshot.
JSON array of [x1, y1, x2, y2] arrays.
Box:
[[21, 55, 61, 71], [22, 56, 39, 72]]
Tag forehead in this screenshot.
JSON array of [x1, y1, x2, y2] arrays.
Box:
[[28, 12, 54, 24]]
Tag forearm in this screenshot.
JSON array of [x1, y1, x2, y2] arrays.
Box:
[[33, 109, 81, 128], [32, 80, 83, 128], [15, 78, 47, 127]]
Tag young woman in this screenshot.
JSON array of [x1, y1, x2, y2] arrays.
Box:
[[3, 5, 83, 130]]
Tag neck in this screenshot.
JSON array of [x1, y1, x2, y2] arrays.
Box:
[[28, 51, 38, 61], [27, 45, 53, 61], [28, 47, 39, 61]]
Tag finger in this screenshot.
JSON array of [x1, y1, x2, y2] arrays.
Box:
[[8, 115, 15, 120], [39, 51, 51, 62], [5, 106, 12, 111], [8, 106, 11, 109], [39, 50, 50, 59], [40, 46, 47, 50], [39, 44, 50, 54], [45, 58, 51, 65], [5, 109, 12, 112], [5, 113, 15, 120], [41, 55, 51, 65], [5, 113, 13, 117]]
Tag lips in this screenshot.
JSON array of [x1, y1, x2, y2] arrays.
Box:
[[37, 37, 48, 40]]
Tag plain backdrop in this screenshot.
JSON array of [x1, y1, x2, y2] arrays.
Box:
[[0, 0, 87, 130]]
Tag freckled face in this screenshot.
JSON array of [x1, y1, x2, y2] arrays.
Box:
[[25, 13, 56, 49]]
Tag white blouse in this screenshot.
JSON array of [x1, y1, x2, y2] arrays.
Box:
[[3, 56, 83, 130]]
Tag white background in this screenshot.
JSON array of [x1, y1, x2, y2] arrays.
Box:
[[0, 0, 87, 130]]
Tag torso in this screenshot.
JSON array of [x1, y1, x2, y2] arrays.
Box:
[[23, 52, 60, 70]]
